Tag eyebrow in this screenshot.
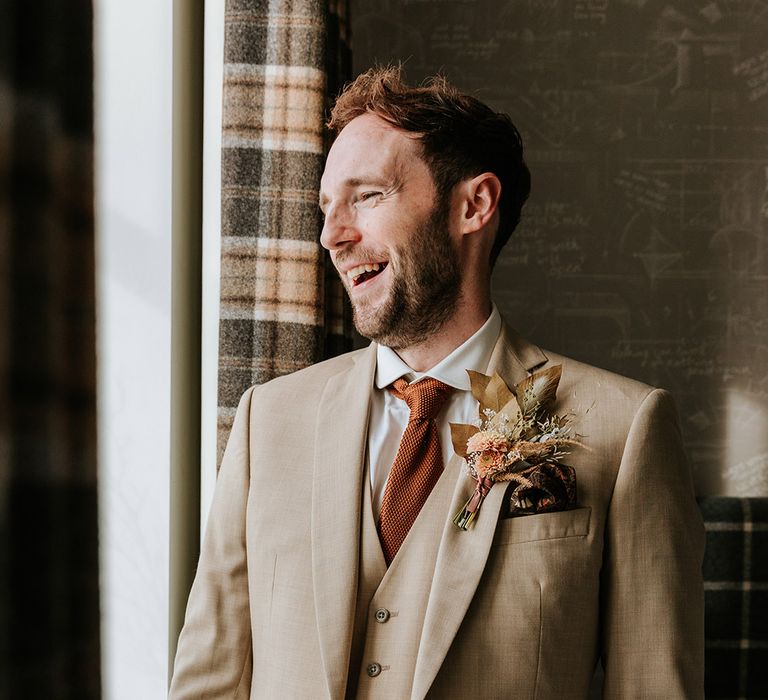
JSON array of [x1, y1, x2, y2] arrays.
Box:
[[318, 174, 397, 210]]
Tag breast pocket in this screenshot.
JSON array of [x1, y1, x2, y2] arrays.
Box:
[[492, 506, 592, 546]]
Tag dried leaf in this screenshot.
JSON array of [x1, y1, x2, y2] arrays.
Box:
[[481, 372, 515, 413], [467, 370, 491, 413], [488, 397, 522, 428], [450, 422, 480, 458], [516, 365, 562, 416]]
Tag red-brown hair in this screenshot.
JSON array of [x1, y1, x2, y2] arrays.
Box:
[[327, 65, 531, 265]]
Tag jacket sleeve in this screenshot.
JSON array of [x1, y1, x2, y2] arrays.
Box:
[[169, 386, 256, 699], [600, 388, 705, 699]]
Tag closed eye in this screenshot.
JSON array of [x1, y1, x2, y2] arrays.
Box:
[[359, 191, 382, 202]]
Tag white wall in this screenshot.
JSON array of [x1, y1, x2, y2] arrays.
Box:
[[95, 0, 174, 696]]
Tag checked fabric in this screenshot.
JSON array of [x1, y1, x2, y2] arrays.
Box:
[[378, 377, 453, 564], [699, 497, 768, 698], [216, 0, 353, 464]]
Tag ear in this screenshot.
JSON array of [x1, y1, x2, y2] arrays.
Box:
[[457, 172, 502, 237]]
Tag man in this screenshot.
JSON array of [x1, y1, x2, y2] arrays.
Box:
[[170, 67, 705, 699]]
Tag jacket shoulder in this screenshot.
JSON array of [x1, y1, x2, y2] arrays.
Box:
[[540, 348, 659, 410], [242, 345, 371, 406], [500, 319, 658, 410]]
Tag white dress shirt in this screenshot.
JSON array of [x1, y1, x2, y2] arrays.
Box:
[[367, 305, 502, 519]]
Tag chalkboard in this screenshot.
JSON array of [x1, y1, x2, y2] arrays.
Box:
[[351, 0, 768, 495]]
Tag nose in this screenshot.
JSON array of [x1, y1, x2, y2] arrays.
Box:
[[320, 203, 361, 251]]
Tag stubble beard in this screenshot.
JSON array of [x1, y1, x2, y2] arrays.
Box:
[[343, 202, 462, 350]]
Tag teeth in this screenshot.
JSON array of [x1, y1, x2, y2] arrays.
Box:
[[347, 262, 382, 281]]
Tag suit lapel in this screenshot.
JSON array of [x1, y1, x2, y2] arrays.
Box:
[[311, 344, 377, 700], [411, 322, 547, 700]]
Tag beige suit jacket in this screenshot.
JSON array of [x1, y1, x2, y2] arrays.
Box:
[[170, 322, 705, 699]]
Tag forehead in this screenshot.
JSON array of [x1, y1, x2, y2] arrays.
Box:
[[320, 114, 428, 200]]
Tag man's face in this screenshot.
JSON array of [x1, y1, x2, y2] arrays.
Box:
[[319, 114, 461, 349]]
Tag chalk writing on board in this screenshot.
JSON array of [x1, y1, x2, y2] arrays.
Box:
[[352, 0, 768, 495]]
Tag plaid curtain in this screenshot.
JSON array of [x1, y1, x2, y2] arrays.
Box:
[[700, 497, 768, 698], [217, 0, 353, 458], [0, 0, 100, 697]]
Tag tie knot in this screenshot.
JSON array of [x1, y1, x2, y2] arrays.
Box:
[[390, 377, 453, 422]]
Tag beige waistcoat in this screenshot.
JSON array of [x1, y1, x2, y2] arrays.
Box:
[[347, 460, 458, 699]]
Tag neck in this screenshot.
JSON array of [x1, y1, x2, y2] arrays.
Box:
[[394, 292, 492, 372]]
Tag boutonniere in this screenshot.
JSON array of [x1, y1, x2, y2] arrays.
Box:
[[451, 365, 582, 530]]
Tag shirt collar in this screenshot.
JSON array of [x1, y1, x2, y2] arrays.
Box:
[[375, 304, 502, 391]]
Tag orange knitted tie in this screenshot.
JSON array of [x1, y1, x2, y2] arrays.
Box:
[[378, 377, 453, 564]]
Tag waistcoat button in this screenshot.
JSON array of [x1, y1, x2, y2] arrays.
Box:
[[374, 608, 390, 623], [366, 662, 382, 678]]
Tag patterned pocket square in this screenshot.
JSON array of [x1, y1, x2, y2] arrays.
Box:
[[504, 462, 577, 517]]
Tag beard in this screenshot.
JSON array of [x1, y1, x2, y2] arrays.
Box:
[[338, 200, 462, 349]]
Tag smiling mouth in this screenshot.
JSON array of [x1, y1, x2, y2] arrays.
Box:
[[347, 262, 389, 287]]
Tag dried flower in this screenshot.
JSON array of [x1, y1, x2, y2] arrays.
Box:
[[451, 365, 583, 530], [466, 431, 510, 454]]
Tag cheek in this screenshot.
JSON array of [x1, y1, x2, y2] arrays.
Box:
[[361, 208, 410, 241]]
